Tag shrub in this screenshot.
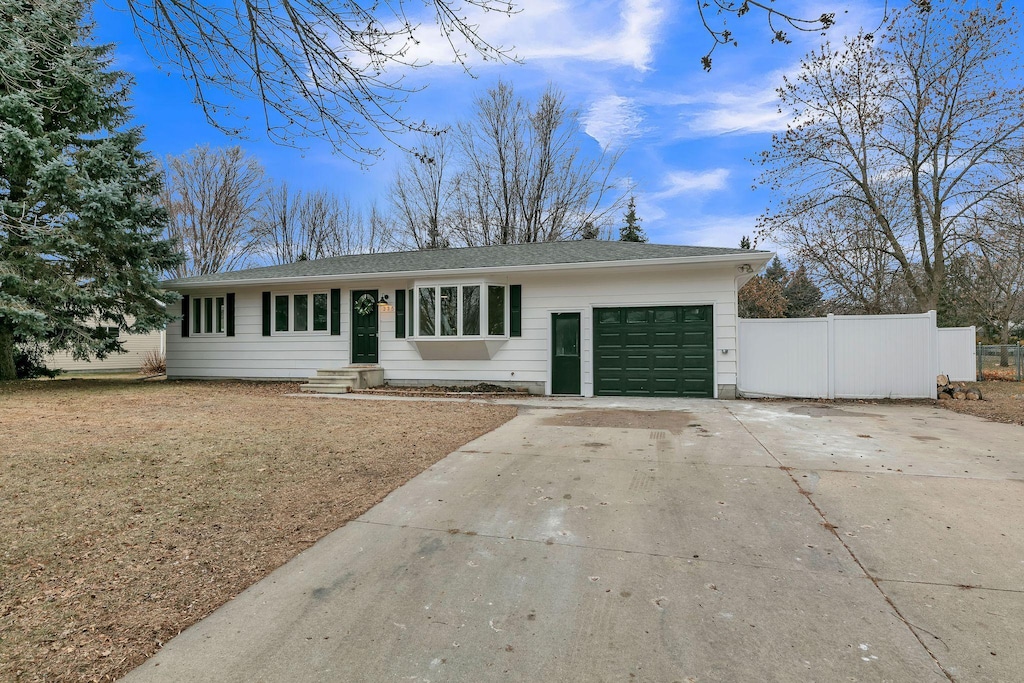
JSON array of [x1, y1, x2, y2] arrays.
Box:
[[14, 344, 61, 379], [139, 350, 166, 376]]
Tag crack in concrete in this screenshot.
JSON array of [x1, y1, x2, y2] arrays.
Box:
[[877, 578, 1024, 595], [726, 406, 958, 683], [461, 449, 1023, 483], [350, 518, 856, 578], [455, 448, 782, 467]]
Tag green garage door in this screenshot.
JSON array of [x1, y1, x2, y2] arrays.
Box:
[[594, 305, 714, 397]]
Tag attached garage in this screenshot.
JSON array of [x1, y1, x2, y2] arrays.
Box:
[[593, 305, 715, 397]]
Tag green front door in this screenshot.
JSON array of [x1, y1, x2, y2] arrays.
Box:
[[594, 305, 714, 397], [551, 313, 581, 395], [351, 289, 379, 364]]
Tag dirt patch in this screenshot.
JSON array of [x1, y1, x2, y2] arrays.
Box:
[[0, 378, 516, 682], [938, 380, 1024, 426], [541, 409, 690, 433]]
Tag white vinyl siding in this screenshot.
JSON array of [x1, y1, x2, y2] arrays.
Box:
[[43, 329, 165, 373], [166, 264, 743, 395]]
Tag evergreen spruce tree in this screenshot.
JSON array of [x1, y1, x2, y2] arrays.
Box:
[[619, 196, 647, 243], [782, 264, 824, 318], [739, 235, 751, 249], [0, 0, 180, 379], [763, 256, 789, 285]]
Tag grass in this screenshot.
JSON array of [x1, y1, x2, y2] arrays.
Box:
[[0, 378, 516, 682]]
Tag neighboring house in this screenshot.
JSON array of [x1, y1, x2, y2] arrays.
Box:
[[164, 241, 772, 398], [42, 328, 165, 373]]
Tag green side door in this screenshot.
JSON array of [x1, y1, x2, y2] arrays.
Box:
[[351, 289, 379, 364], [594, 305, 714, 397], [551, 312, 581, 395]]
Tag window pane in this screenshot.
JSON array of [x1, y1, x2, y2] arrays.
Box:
[[275, 295, 289, 332], [192, 298, 202, 334], [626, 309, 647, 324], [408, 290, 414, 336], [654, 308, 677, 323], [204, 297, 213, 334], [462, 286, 480, 335], [440, 286, 458, 336], [313, 293, 328, 331], [216, 297, 225, 333], [555, 316, 579, 356], [418, 287, 436, 335], [294, 294, 308, 331], [488, 286, 505, 335]]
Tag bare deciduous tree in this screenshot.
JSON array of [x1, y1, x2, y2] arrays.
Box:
[[162, 145, 267, 277], [388, 82, 624, 248], [697, 1, 935, 72], [257, 183, 396, 263], [963, 192, 1024, 350], [122, 0, 516, 163], [390, 133, 455, 249], [776, 201, 915, 315], [452, 81, 624, 246], [758, 3, 1024, 313]]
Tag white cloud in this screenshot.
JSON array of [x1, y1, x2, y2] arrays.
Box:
[[653, 213, 781, 253], [582, 95, 644, 149], [398, 0, 666, 72], [652, 168, 731, 198], [684, 89, 788, 135]]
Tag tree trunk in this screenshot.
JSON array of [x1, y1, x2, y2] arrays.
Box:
[[1000, 320, 1011, 367], [0, 325, 17, 381]]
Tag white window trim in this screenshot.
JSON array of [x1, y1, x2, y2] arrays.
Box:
[[190, 295, 227, 337], [272, 291, 331, 336], [411, 282, 508, 340]]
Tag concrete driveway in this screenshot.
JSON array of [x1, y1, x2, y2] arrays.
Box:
[[123, 398, 1023, 682]]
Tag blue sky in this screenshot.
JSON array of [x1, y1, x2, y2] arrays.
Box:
[[92, 0, 889, 249]]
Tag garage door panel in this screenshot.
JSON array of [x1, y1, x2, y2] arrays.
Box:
[[594, 305, 713, 398]]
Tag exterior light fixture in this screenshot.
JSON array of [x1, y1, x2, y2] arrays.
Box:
[[377, 294, 394, 312]]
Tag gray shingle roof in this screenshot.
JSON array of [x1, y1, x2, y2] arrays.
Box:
[[165, 240, 770, 287]]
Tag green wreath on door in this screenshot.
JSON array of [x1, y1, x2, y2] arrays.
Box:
[[354, 293, 377, 317]]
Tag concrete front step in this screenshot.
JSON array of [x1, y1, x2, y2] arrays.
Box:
[[300, 365, 383, 394], [315, 369, 360, 377]]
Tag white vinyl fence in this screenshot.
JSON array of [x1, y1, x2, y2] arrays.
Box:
[[937, 327, 977, 381], [738, 311, 973, 399]]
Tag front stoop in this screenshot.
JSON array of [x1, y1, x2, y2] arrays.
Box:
[[300, 366, 384, 394]]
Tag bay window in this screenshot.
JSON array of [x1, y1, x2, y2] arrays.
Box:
[[411, 283, 506, 338]]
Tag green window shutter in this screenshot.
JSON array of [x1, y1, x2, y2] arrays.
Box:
[[262, 292, 271, 336], [330, 288, 341, 335], [181, 295, 190, 338], [510, 285, 522, 337], [408, 289, 414, 336], [226, 293, 236, 337], [395, 289, 406, 338]]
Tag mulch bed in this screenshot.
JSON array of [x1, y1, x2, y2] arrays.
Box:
[[355, 382, 531, 398]]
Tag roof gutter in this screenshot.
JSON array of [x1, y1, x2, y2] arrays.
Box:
[[164, 251, 775, 290]]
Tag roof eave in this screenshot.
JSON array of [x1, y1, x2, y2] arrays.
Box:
[[164, 251, 775, 290]]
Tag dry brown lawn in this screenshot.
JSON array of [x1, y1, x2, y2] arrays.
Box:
[[938, 379, 1024, 425], [0, 379, 516, 682]]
